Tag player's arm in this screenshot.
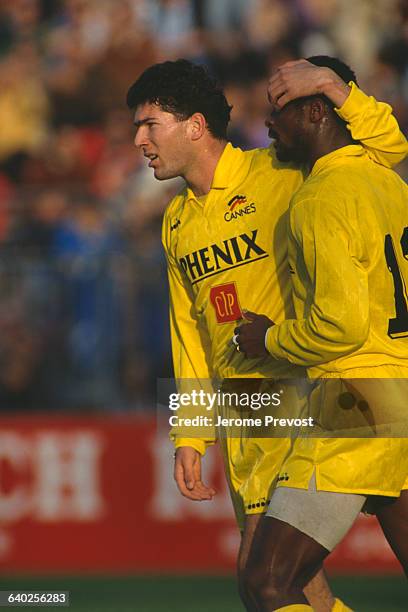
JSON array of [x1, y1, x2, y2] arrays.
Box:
[[265, 197, 370, 366], [162, 212, 216, 500], [268, 60, 407, 168]]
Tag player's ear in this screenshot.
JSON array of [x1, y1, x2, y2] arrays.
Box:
[[188, 112, 207, 141], [309, 99, 325, 123]]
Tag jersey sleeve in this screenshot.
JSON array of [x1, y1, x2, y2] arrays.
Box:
[[265, 197, 370, 365], [162, 210, 216, 455], [336, 82, 408, 168]]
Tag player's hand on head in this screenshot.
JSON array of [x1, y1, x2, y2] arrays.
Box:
[[174, 446, 216, 501], [233, 311, 274, 358], [268, 59, 347, 109]]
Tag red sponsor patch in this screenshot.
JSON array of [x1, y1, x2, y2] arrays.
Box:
[[210, 282, 242, 324]]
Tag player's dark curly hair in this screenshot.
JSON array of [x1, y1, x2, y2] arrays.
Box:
[[126, 59, 232, 140]]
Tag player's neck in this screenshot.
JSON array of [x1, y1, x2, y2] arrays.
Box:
[[185, 139, 227, 197], [308, 131, 354, 170]]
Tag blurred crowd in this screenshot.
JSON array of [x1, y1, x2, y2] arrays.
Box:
[[0, 0, 407, 410]]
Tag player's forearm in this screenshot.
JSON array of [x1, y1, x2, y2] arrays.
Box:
[[267, 60, 352, 108], [305, 70, 408, 167], [319, 71, 351, 108], [265, 317, 368, 367], [335, 83, 408, 167]]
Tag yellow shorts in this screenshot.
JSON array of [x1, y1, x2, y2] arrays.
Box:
[[218, 378, 307, 530], [277, 366, 408, 497], [220, 436, 292, 530]]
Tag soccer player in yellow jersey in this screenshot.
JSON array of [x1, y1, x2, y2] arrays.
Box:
[[126, 59, 407, 611], [237, 56, 408, 611]]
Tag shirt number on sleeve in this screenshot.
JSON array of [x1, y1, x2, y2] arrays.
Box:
[[385, 227, 408, 339]]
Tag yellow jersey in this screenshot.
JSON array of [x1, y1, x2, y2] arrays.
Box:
[[265, 144, 408, 378], [264, 145, 408, 495]]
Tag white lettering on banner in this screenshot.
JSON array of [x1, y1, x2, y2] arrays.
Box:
[[149, 431, 233, 520], [0, 433, 31, 521], [0, 431, 105, 523], [35, 433, 105, 520]]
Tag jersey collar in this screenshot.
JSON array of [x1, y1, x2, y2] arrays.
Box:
[[211, 142, 250, 189], [185, 142, 251, 202], [311, 144, 365, 177]]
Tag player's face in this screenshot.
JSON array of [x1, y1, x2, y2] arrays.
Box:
[[133, 102, 190, 180], [266, 102, 306, 163]]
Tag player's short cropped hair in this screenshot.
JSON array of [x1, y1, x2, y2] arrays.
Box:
[[307, 55, 357, 89], [300, 56, 358, 128], [306, 55, 358, 111], [126, 59, 232, 140]]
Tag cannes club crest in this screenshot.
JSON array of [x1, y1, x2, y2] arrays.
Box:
[[224, 194, 256, 222]]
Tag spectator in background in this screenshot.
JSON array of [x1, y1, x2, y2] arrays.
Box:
[[147, 0, 196, 58], [0, 43, 50, 177], [91, 108, 140, 203], [246, 0, 296, 50], [199, 0, 248, 33], [0, 0, 43, 43], [51, 193, 126, 409]]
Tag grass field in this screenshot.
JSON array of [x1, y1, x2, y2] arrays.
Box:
[[0, 575, 406, 611]]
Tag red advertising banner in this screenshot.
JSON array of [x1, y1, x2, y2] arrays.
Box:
[[0, 415, 402, 574]]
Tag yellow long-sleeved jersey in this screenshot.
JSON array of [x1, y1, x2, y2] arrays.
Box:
[[263, 141, 408, 497], [265, 144, 408, 377], [163, 85, 408, 455]]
